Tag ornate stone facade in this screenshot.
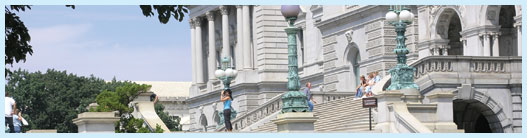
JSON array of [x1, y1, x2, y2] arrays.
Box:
[[185, 5, 522, 133]]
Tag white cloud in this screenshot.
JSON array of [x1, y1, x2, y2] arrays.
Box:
[[29, 24, 92, 46]]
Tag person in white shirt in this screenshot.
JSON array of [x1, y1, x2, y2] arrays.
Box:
[[5, 91, 16, 133]]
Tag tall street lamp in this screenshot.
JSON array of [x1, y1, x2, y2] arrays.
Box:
[[215, 57, 238, 90], [384, 5, 419, 90], [280, 5, 309, 113]]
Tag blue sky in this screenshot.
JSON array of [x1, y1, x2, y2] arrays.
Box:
[[9, 5, 192, 81]]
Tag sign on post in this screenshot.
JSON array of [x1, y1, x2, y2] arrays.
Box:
[[361, 97, 377, 131], [362, 97, 377, 108]]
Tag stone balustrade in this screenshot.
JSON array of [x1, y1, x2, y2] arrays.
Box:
[[412, 56, 521, 80], [216, 91, 355, 131]]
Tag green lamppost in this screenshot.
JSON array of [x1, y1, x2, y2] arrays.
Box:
[[215, 57, 238, 127], [280, 5, 309, 113], [215, 57, 238, 90], [385, 5, 419, 90]]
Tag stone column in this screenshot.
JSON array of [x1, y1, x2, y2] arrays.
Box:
[[482, 33, 491, 56], [236, 6, 244, 70], [206, 11, 217, 81], [220, 6, 231, 59], [441, 45, 448, 56], [242, 5, 252, 69], [190, 19, 197, 84], [460, 38, 467, 56], [195, 17, 205, 84], [492, 32, 500, 57], [517, 25, 522, 56], [432, 47, 440, 56]]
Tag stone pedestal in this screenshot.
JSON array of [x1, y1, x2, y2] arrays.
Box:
[[374, 90, 404, 133], [73, 112, 120, 133], [272, 112, 317, 132], [25, 129, 57, 133], [427, 92, 463, 133], [400, 88, 422, 104]]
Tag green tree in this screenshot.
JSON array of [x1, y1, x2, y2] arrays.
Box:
[[93, 82, 164, 133], [139, 5, 188, 24], [5, 68, 124, 133], [155, 103, 182, 131]]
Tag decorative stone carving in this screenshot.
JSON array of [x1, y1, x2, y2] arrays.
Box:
[[487, 10, 496, 21], [206, 11, 215, 21], [194, 17, 202, 26], [220, 6, 229, 15], [345, 30, 353, 43], [189, 19, 195, 28]]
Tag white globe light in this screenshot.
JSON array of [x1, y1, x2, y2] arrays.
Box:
[[409, 12, 415, 22], [385, 11, 398, 22], [215, 70, 225, 78], [399, 10, 412, 21], [281, 5, 301, 18], [232, 69, 238, 77], [225, 68, 234, 77]]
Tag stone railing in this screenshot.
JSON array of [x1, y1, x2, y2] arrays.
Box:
[[217, 93, 284, 131], [216, 91, 355, 131], [389, 103, 433, 133], [375, 56, 521, 92], [412, 56, 520, 79]]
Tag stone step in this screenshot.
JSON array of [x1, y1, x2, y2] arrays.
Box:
[[249, 96, 377, 132]]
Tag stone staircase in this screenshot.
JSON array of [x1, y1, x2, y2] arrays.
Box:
[[252, 97, 376, 132]]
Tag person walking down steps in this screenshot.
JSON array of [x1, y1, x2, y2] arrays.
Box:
[[304, 82, 317, 112]]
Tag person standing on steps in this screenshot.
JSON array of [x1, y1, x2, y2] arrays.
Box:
[[221, 89, 233, 132], [5, 91, 16, 133], [304, 82, 317, 112]]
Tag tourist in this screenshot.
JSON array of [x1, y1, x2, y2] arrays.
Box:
[[304, 82, 317, 112], [150, 93, 158, 104], [5, 91, 16, 133], [374, 71, 382, 83], [355, 75, 366, 99], [13, 109, 24, 133], [221, 89, 233, 132], [365, 73, 375, 97]]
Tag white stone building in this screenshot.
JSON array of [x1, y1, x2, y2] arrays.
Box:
[[186, 5, 522, 133]]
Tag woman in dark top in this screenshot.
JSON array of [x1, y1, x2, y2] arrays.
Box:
[[221, 89, 233, 132]]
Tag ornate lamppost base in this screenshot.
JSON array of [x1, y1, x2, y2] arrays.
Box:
[[281, 91, 309, 113], [386, 64, 419, 91]]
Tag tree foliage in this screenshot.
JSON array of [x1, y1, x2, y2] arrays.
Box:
[[155, 103, 182, 131], [92, 82, 164, 133], [5, 69, 125, 133], [139, 5, 188, 24]]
